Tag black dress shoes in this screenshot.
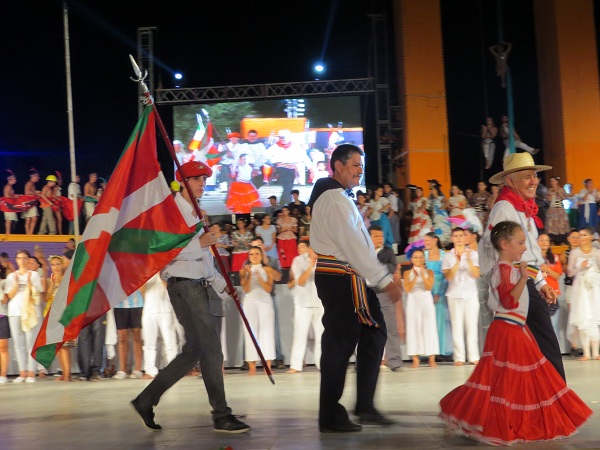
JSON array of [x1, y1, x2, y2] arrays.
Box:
[[319, 421, 362, 433], [213, 414, 251, 434], [130, 398, 162, 431], [358, 412, 395, 426]]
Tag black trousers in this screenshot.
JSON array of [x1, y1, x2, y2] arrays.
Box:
[[136, 279, 231, 421], [526, 279, 566, 381], [275, 167, 295, 206], [315, 273, 387, 427]]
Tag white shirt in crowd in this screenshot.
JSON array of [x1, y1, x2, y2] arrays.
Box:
[[442, 249, 479, 299], [5, 271, 44, 317], [290, 253, 321, 308]]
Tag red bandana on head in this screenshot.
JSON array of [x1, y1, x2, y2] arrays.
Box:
[[496, 186, 543, 228]]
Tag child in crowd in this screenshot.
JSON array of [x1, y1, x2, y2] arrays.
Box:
[[404, 248, 439, 368], [440, 221, 591, 445]]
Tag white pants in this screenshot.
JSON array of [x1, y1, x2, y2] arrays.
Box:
[[406, 291, 440, 356], [503, 139, 536, 159], [84, 202, 95, 220], [289, 304, 324, 371], [9, 316, 42, 373], [243, 300, 275, 361], [142, 312, 178, 377], [482, 138, 495, 164], [447, 296, 480, 362]]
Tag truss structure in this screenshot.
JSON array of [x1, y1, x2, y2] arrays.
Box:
[[155, 78, 374, 105]]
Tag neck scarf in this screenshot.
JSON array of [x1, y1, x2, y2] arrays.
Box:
[[496, 186, 543, 228]]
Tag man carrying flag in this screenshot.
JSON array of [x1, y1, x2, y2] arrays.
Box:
[[32, 106, 250, 433], [131, 160, 251, 434]]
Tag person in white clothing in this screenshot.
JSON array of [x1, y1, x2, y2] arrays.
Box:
[[286, 241, 324, 374], [240, 246, 276, 375], [443, 227, 481, 365], [141, 273, 179, 379], [404, 249, 439, 368], [566, 226, 600, 361], [4, 249, 44, 382]]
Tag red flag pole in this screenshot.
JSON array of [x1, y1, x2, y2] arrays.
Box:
[[129, 55, 275, 385]]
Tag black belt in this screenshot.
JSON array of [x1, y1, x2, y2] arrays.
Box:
[[168, 276, 209, 287]]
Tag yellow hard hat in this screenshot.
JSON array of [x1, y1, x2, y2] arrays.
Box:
[[46, 175, 58, 182], [170, 180, 180, 191]]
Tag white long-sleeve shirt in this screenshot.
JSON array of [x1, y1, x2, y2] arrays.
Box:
[[310, 187, 392, 289], [479, 199, 546, 290]]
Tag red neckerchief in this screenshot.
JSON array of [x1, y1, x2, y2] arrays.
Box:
[[496, 186, 543, 228], [277, 140, 291, 149]]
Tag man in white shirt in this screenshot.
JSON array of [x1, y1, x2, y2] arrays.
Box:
[[131, 161, 250, 434], [245, 129, 268, 188], [442, 228, 481, 365], [268, 130, 313, 205], [480, 153, 563, 379], [308, 144, 402, 433]]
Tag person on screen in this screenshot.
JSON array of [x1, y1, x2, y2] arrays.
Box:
[[226, 154, 262, 214], [217, 132, 245, 193], [245, 129, 268, 188], [312, 161, 329, 183], [268, 130, 313, 205]]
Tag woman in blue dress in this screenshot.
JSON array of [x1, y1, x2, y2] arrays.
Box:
[[423, 231, 453, 358]]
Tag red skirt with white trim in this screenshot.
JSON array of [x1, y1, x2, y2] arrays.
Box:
[[226, 181, 262, 214], [276, 238, 298, 269], [439, 319, 592, 446]]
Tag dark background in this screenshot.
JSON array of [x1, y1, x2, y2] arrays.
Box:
[[1, 0, 599, 194]]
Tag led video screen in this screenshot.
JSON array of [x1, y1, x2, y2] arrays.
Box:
[[172, 97, 365, 216]]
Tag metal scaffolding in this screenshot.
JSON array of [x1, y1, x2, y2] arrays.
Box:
[[154, 78, 374, 105], [136, 27, 157, 116], [369, 14, 394, 185]]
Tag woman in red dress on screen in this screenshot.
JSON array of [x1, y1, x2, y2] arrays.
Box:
[[226, 154, 262, 214], [439, 221, 591, 446], [276, 206, 299, 269]]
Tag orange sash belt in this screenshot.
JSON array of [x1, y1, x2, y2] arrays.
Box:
[[315, 254, 378, 327]]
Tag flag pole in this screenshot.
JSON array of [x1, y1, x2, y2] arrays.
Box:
[[129, 55, 275, 385]]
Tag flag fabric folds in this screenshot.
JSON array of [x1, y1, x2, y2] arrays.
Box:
[[188, 117, 221, 167], [33, 106, 202, 368]]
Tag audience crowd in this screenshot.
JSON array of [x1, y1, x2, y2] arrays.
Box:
[[1, 174, 600, 383]]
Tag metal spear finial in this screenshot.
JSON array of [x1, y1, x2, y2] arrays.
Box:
[[129, 54, 150, 99]]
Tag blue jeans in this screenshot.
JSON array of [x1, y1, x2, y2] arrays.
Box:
[[137, 278, 232, 421]]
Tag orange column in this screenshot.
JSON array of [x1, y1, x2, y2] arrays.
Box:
[[393, 0, 451, 191], [534, 0, 600, 187]]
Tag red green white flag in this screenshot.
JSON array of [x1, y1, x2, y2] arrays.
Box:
[[187, 117, 205, 151], [33, 105, 202, 368]]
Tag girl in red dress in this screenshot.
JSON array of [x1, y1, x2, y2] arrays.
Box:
[[226, 154, 262, 214], [439, 220, 591, 446]]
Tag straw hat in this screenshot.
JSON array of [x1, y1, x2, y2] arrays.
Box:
[[489, 153, 551, 185]]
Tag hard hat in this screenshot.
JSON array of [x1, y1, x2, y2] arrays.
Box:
[[46, 175, 58, 182]]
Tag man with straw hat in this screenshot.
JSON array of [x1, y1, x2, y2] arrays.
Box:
[[479, 153, 565, 380]]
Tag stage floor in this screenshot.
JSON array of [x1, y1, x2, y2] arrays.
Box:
[[1, 358, 599, 449]]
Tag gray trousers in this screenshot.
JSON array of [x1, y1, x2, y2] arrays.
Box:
[[78, 315, 106, 377], [378, 292, 404, 369], [137, 279, 232, 421]]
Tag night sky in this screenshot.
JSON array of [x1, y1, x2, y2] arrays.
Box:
[[1, 0, 598, 193]]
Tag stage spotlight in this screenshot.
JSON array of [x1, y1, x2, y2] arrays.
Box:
[[174, 72, 183, 80], [314, 64, 325, 73]]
